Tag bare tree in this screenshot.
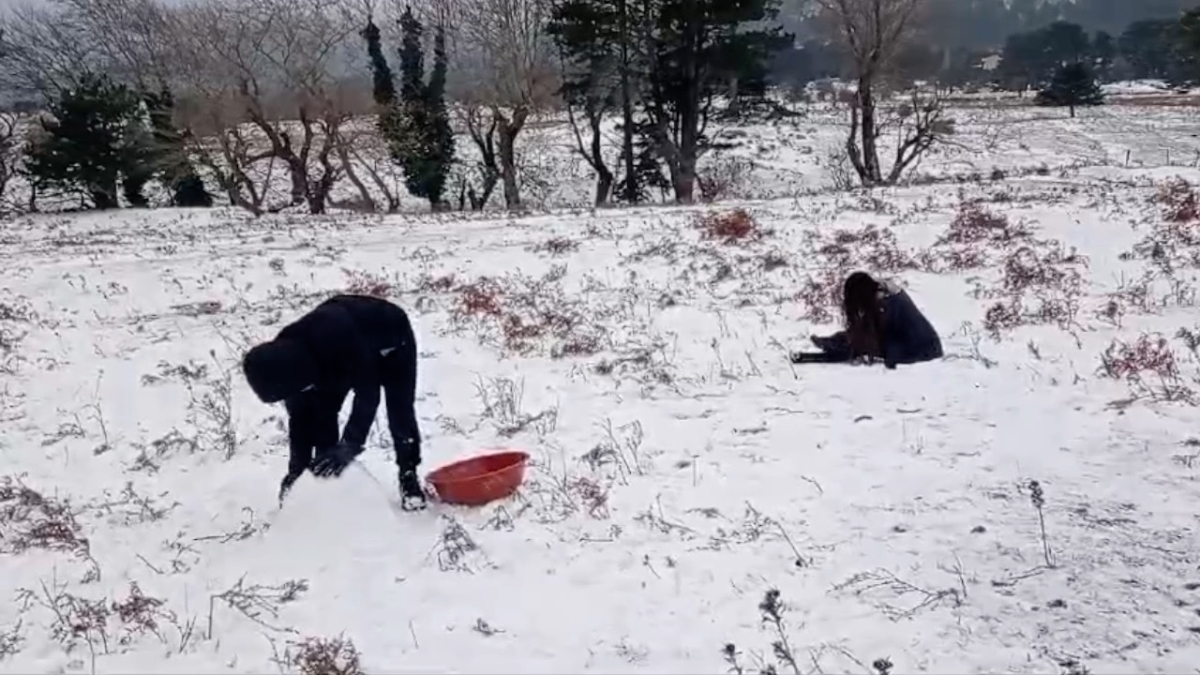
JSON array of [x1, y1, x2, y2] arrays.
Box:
[[445, 97, 499, 210], [0, 26, 15, 208], [813, 0, 950, 186], [330, 123, 383, 213], [0, 113, 19, 212], [0, 2, 97, 98], [170, 3, 276, 213], [447, 0, 557, 209], [54, 0, 178, 88], [549, 33, 619, 207], [0, 0, 182, 101], [174, 0, 363, 214]]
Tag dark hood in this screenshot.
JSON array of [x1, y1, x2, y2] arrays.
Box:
[[242, 338, 318, 404]]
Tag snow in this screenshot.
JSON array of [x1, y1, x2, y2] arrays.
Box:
[[2, 101, 1200, 675], [1102, 80, 1172, 95]]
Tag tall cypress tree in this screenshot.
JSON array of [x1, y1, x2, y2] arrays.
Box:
[[398, 8, 424, 104], [424, 25, 454, 208], [363, 17, 397, 106], [363, 8, 453, 210]]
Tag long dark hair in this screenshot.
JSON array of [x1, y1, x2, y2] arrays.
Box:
[[842, 271, 883, 358]]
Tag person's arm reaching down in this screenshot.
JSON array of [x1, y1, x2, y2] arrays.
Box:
[[341, 379, 380, 449]]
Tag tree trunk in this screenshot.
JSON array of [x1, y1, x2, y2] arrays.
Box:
[[587, 116, 614, 205], [595, 166, 614, 206], [92, 180, 119, 210], [245, 101, 311, 209], [617, 0, 638, 203], [463, 109, 502, 210], [308, 191, 327, 214], [92, 191, 118, 210], [670, 157, 696, 203], [306, 137, 339, 215], [670, 15, 702, 204], [286, 156, 308, 206], [335, 141, 377, 213], [494, 106, 528, 210], [497, 128, 519, 209], [857, 75, 881, 185]]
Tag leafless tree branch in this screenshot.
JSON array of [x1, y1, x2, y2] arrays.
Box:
[[813, 0, 944, 187]]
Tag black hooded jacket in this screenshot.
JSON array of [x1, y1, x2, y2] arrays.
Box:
[[243, 294, 416, 450]]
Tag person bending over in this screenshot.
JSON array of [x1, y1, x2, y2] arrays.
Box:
[[242, 294, 426, 510], [791, 271, 943, 370]]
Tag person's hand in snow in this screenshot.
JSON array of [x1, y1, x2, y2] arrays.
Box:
[[312, 442, 363, 478]]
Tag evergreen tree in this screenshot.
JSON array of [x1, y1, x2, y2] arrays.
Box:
[[999, 22, 1091, 91], [423, 25, 454, 207], [637, 0, 789, 202], [998, 31, 1042, 91], [143, 89, 212, 208], [363, 8, 454, 210], [1091, 30, 1116, 79], [1168, 9, 1200, 89], [363, 18, 397, 106], [398, 8, 424, 104], [1119, 19, 1180, 79], [120, 116, 154, 207], [1181, 6, 1200, 53], [548, 0, 641, 204], [626, 117, 671, 202], [1035, 62, 1105, 117], [25, 74, 146, 210]]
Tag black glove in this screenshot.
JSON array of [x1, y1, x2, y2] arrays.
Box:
[[311, 442, 362, 478], [279, 471, 301, 504]]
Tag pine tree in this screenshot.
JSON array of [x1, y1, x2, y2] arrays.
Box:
[[548, 0, 630, 205], [1091, 30, 1115, 79], [25, 74, 146, 209], [550, 0, 786, 204], [1035, 62, 1105, 118], [120, 116, 154, 207], [1166, 9, 1200, 90], [143, 89, 212, 208], [638, 0, 789, 202]]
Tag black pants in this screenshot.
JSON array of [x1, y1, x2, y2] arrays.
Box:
[[285, 347, 421, 476], [381, 342, 421, 472], [790, 331, 858, 364]]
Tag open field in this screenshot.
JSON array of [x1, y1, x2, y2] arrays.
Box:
[[1, 98, 1200, 674]]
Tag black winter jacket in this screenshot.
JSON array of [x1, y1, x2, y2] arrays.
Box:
[[243, 294, 416, 449]]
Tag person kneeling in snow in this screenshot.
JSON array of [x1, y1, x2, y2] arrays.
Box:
[[242, 294, 426, 510], [791, 271, 943, 369]]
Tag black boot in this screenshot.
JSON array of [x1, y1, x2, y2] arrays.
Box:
[[398, 469, 427, 511]]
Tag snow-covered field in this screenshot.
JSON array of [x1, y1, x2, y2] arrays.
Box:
[[2, 101, 1200, 675]]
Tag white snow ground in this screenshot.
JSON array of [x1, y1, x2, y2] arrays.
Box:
[[2, 103, 1200, 674]]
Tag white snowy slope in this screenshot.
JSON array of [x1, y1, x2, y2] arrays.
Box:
[[1, 101, 1200, 674]]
